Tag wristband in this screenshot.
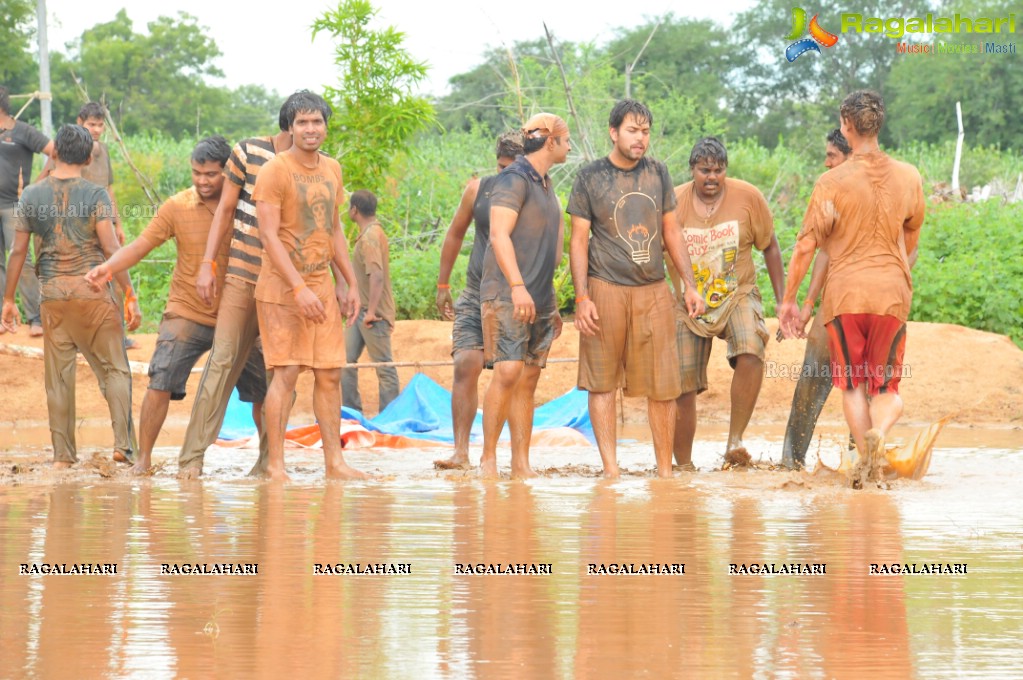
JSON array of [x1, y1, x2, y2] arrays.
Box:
[[437, 283, 450, 290], [124, 287, 137, 305], [575, 295, 590, 304], [510, 281, 525, 288], [202, 258, 218, 276], [293, 282, 307, 296]]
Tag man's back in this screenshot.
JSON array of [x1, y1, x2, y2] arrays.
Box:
[[19, 177, 110, 300], [802, 150, 924, 322]]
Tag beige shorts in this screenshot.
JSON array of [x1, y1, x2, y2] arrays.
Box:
[[578, 278, 682, 401], [257, 296, 346, 370]]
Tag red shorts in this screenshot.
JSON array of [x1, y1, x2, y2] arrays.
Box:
[[825, 314, 907, 395]]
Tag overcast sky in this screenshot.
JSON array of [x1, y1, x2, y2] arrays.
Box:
[[43, 0, 756, 97]]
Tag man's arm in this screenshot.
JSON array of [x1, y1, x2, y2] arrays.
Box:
[[1, 231, 31, 331], [436, 178, 479, 319], [84, 233, 158, 287], [779, 233, 818, 338], [569, 214, 598, 335], [196, 180, 242, 306], [258, 200, 327, 323], [490, 204, 534, 323], [762, 233, 785, 307], [662, 210, 704, 318], [94, 217, 142, 330], [330, 210, 360, 321]]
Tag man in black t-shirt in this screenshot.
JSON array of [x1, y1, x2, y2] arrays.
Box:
[[478, 113, 568, 479], [0, 86, 53, 336], [434, 131, 523, 471]]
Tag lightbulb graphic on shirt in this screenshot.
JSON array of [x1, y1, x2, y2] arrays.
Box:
[[614, 192, 659, 265]]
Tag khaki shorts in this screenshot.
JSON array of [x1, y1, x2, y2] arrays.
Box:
[[578, 278, 681, 401], [481, 299, 556, 368], [257, 295, 346, 370], [678, 290, 769, 395]]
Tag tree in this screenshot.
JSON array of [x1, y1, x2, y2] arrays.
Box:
[[313, 0, 437, 195], [1, 0, 39, 118], [729, 0, 935, 145]]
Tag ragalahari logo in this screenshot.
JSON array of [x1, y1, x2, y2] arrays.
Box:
[[786, 7, 839, 61]]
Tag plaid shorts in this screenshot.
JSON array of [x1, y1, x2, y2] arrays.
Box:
[[578, 278, 682, 401], [678, 290, 769, 395]]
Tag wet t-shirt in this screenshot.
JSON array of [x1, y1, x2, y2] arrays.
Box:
[[137, 186, 228, 326], [15, 177, 112, 301], [43, 141, 113, 187], [224, 136, 276, 285], [480, 156, 561, 314], [674, 178, 774, 337], [799, 150, 925, 324], [252, 151, 344, 304], [351, 222, 395, 325], [566, 156, 676, 286], [465, 173, 501, 294], [0, 121, 50, 209]]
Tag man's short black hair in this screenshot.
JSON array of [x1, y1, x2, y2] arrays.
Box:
[[688, 136, 728, 168], [349, 189, 377, 217], [191, 135, 231, 167], [827, 128, 851, 156], [284, 90, 332, 129], [0, 86, 10, 115], [54, 125, 94, 165], [609, 99, 653, 130], [78, 102, 106, 122]]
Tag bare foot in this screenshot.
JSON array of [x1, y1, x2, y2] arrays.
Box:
[[851, 430, 884, 489], [265, 466, 291, 483], [510, 465, 538, 480], [177, 466, 202, 480], [325, 463, 371, 480], [434, 452, 471, 470], [131, 462, 152, 476], [724, 447, 752, 468], [673, 462, 698, 472], [52, 461, 73, 470], [602, 465, 621, 479], [656, 466, 674, 479], [112, 450, 130, 464], [478, 457, 499, 479]]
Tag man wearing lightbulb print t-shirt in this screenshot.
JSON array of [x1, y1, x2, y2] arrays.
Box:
[[567, 99, 704, 480]]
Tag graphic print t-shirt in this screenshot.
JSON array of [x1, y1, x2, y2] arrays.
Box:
[[566, 156, 676, 286], [674, 178, 774, 337], [252, 151, 344, 305], [15, 177, 112, 301]]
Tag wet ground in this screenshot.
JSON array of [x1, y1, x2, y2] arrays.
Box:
[[1, 426, 1022, 678]]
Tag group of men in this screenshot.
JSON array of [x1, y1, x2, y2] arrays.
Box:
[[434, 91, 922, 485], [0, 86, 923, 487]]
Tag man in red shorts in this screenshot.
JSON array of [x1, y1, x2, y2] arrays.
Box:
[[780, 90, 925, 488]]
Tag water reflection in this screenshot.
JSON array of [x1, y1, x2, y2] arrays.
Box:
[[0, 474, 1020, 678]]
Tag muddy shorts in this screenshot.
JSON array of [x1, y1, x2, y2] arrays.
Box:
[[678, 291, 769, 395], [451, 287, 484, 355], [482, 299, 556, 368], [148, 314, 215, 400], [257, 296, 346, 370], [578, 278, 681, 401], [826, 313, 907, 395]]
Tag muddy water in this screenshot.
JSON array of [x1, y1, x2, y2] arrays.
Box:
[[1, 437, 1022, 678]]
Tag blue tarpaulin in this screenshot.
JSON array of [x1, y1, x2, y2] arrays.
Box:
[[219, 373, 594, 443]]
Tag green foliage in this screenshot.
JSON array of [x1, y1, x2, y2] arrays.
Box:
[[910, 200, 1023, 345], [314, 0, 437, 196], [0, 0, 36, 95]]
